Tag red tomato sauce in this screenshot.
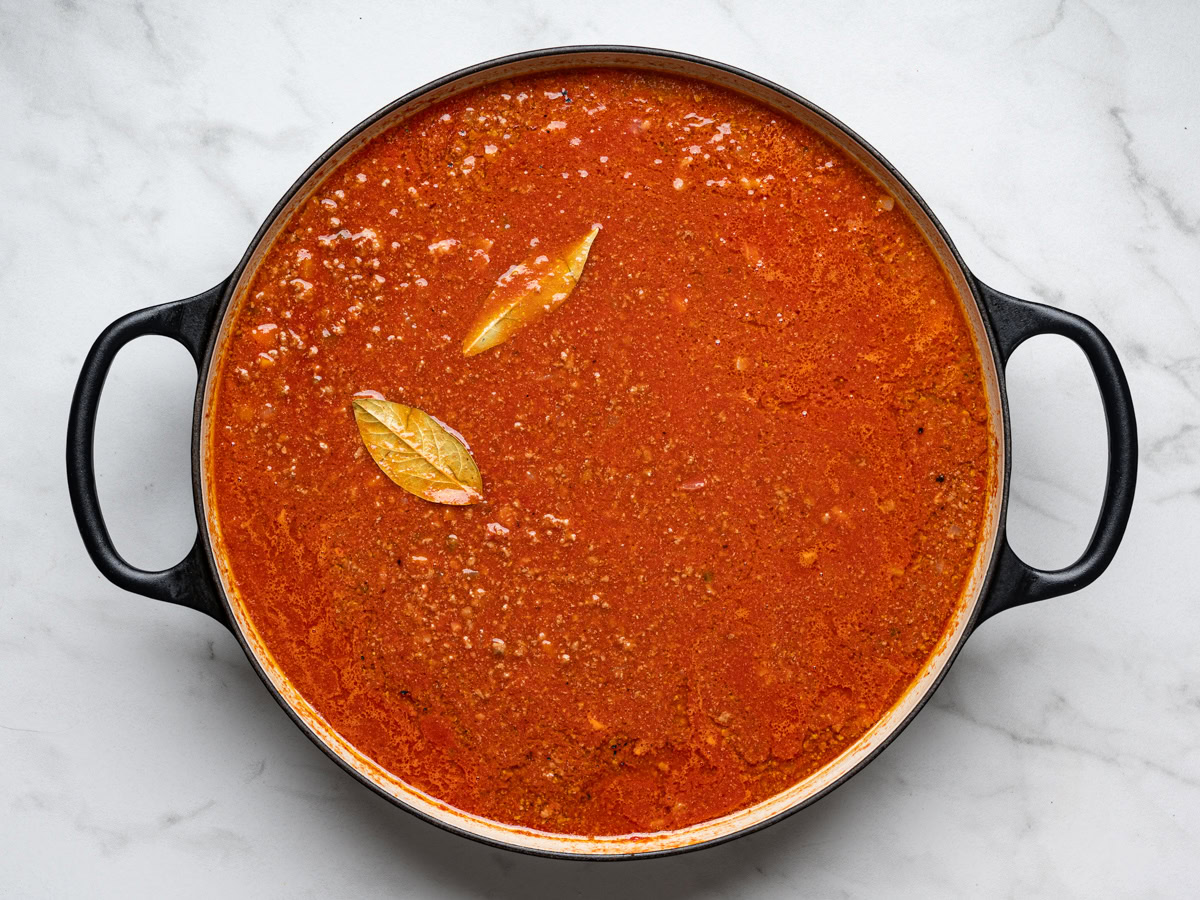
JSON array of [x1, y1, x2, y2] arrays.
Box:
[[208, 68, 993, 836]]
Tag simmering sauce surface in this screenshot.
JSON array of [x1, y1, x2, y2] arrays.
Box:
[[208, 68, 993, 836]]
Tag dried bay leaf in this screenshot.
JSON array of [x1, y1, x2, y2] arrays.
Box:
[[462, 224, 600, 356], [351, 397, 483, 505]]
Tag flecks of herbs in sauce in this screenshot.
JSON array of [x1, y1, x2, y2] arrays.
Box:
[[352, 396, 483, 505], [462, 224, 600, 356], [209, 69, 994, 837]]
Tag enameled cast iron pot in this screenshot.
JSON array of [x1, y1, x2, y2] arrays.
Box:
[[67, 47, 1137, 859]]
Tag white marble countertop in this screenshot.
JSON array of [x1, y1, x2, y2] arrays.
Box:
[[2, 1, 1197, 896]]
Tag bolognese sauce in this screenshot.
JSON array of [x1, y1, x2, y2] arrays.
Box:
[[208, 68, 993, 835]]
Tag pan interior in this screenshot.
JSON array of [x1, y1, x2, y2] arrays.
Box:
[[199, 48, 1005, 857]]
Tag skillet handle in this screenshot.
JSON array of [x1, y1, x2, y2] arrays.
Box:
[[66, 282, 230, 627], [975, 281, 1137, 623]]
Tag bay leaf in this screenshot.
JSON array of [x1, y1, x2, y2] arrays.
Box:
[[351, 397, 483, 505], [462, 224, 600, 356]]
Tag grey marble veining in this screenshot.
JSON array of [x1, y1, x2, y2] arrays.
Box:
[[1, 0, 1197, 896]]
